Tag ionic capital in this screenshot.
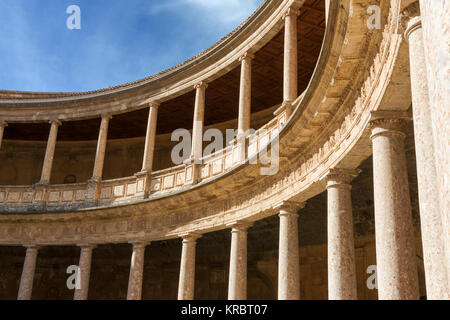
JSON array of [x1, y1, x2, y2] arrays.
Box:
[[368, 111, 411, 139], [77, 243, 97, 250], [273, 200, 305, 215], [399, 2, 421, 39], [49, 119, 62, 127], [321, 168, 361, 188], [226, 220, 253, 232], [23, 244, 40, 250], [149, 101, 160, 109], [239, 52, 255, 62], [128, 240, 150, 249], [194, 81, 208, 90], [101, 113, 112, 121], [179, 232, 202, 243], [282, 7, 300, 20]]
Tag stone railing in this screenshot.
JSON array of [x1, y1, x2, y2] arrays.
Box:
[[0, 107, 288, 212]]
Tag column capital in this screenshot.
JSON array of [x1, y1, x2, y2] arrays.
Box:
[[273, 200, 305, 214], [400, 2, 421, 39], [101, 113, 112, 121], [179, 232, 202, 243], [149, 101, 160, 109], [320, 168, 361, 187], [368, 111, 411, 139], [239, 51, 255, 62], [282, 7, 300, 20], [23, 244, 40, 250], [77, 243, 97, 250], [49, 119, 62, 126], [0, 121, 7, 128], [226, 220, 253, 231], [194, 81, 208, 90], [128, 240, 150, 249]]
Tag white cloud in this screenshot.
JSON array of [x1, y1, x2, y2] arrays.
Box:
[[149, 0, 263, 29]]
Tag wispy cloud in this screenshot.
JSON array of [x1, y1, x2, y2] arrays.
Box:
[[0, 0, 263, 92]]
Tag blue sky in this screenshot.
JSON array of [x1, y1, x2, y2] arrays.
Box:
[[0, 0, 263, 92]]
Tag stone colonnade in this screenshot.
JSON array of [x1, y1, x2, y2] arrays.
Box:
[[7, 3, 450, 300]]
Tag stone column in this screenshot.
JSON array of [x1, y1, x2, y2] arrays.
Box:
[[74, 244, 96, 300], [322, 169, 359, 300], [87, 114, 111, 202], [191, 82, 207, 162], [0, 121, 7, 150], [127, 241, 149, 300], [274, 201, 304, 300], [369, 111, 420, 300], [92, 114, 111, 181], [177, 233, 201, 300], [227, 221, 252, 300], [39, 120, 61, 185], [18, 245, 40, 300], [282, 7, 299, 117], [418, 3, 450, 282], [141, 102, 159, 173], [403, 6, 449, 300], [137, 102, 159, 196], [238, 52, 254, 137]]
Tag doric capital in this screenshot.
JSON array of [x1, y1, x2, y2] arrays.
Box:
[[0, 121, 7, 128], [320, 168, 361, 187], [128, 240, 150, 249], [149, 101, 160, 109], [49, 119, 62, 127], [226, 220, 253, 232], [273, 200, 305, 214], [239, 51, 255, 62], [282, 7, 300, 20], [101, 113, 112, 121], [368, 111, 411, 138], [194, 81, 208, 90], [179, 232, 202, 243]]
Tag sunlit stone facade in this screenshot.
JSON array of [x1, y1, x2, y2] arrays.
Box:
[[0, 0, 448, 300]]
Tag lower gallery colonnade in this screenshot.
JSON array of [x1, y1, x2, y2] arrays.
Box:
[[0, 0, 449, 300]]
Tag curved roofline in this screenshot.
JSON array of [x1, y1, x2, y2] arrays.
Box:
[[0, 0, 275, 103]]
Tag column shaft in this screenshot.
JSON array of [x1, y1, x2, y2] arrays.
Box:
[[238, 53, 253, 136], [92, 115, 111, 180], [39, 120, 61, 184], [283, 8, 299, 110], [370, 113, 420, 300], [178, 234, 200, 300], [228, 222, 251, 300], [275, 201, 302, 300], [191, 82, 207, 161], [324, 170, 358, 300], [18, 245, 39, 300], [141, 103, 159, 173], [74, 244, 95, 300], [418, 3, 450, 284], [127, 242, 148, 300], [405, 13, 449, 299], [0, 121, 6, 150]]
